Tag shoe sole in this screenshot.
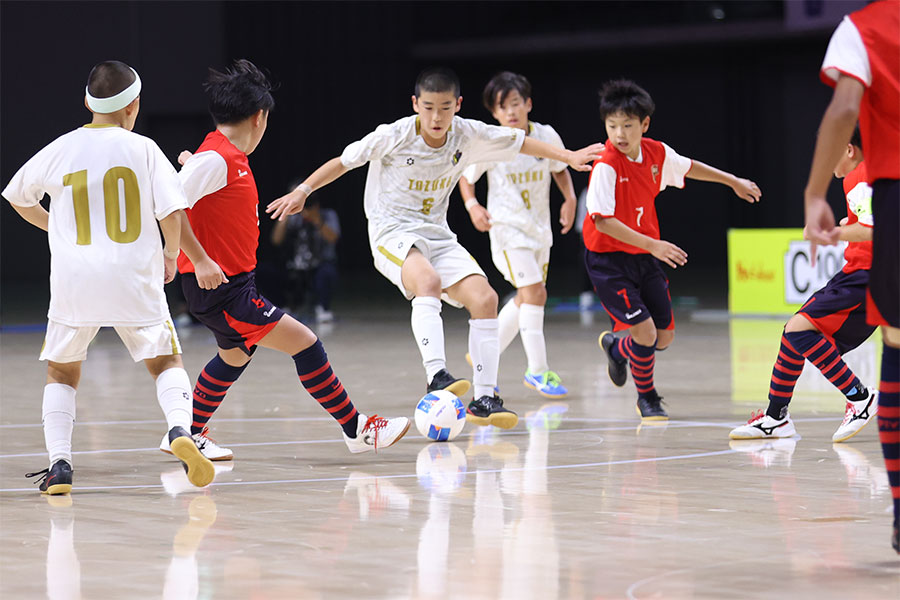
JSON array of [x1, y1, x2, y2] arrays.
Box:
[[466, 412, 519, 429], [599, 332, 628, 387], [832, 415, 875, 443], [347, 419, 412, 453], [42, 483, 72, 496], [382, 419, 412, 450], [523, 379, 568, 398], [160, 447, 234, 462], [443, 379, 471, 398], [634, 405, 668, 422], [170, 436, 215, 487]]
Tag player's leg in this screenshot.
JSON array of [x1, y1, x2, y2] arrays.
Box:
[[26, 322, 99, 495], [446, 272, 517, 429], [869, 179, 900, 553], [399, 247, 470, 396], [506, 247, 567, 398], [143, 352, 214, 489], [259, 312, 409, 453]]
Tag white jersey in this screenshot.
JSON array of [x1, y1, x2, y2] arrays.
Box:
[[340, 115, 525, 247], [2, 125, 187, 326], [463, 121, 567, 251]]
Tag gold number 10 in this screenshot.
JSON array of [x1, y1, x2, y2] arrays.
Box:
[[62, 167, 141, 245]]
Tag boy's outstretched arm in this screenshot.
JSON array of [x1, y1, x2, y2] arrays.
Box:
[[803, 75, 865, 249], [10, 203, 49, 231], [266, 157, 349, 221], [685, 162, 761, 203], [551, 170, 577, 233], [521, 138, 603, 172], [458, 176, 492, 232], [593, 216, 688, 269]]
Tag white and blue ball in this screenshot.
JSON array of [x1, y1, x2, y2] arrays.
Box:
[[414, 390, 466, 442]]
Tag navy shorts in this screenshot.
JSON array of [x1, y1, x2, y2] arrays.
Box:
[[181, 271, 284, 355], [868, 179, 899, 328], [797, 269, 875, 354], [584, 250, 673, 332]]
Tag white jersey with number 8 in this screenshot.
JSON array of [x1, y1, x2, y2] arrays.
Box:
[[2, 125, 187, 326]]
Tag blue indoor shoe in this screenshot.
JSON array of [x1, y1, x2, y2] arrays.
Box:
[[523, 370, 568, 398]]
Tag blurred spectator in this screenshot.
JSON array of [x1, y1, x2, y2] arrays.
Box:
[[271, 194, 340, 322]]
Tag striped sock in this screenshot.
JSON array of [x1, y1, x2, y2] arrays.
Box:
[[877, 343, 900, 520], [766, 334, 805, 419], [192, 355, 249, 435], [293, 340, 359, 437], [784, 330, 861, 395], [618, 336, 656, 397]]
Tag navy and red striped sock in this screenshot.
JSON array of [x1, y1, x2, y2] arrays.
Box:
[[293, 340, 359, 438], [617, 336, 656, 397], [766, 334, 805, 419], [192, 355, 249, 435], [877, 343, 900, 521], [784, 329, 861, 394]]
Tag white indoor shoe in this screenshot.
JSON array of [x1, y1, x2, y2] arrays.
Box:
[[343, 413, 410, 453], [729, 410, 797, 440], [160, 427, 234, 461], [832, 389, 878, 443]]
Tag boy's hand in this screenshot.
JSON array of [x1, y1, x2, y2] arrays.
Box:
[[164, 256, 178, 284], [566, 143, 605, 172], [178, 151, 193, 166], [193, 257, 229, 290], [266, 187, 308, 221], [467, 203, 492, 232], [803, 195, 840, 266], [732, 177, 761, 203], [649, 239, 688, 269], [559, 199, 576, 234]]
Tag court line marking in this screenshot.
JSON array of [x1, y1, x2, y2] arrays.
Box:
[[0, 419, 801, 459], [0, 448, 739, 493]]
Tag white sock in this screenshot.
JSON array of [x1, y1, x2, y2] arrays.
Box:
[[411, 296, 446, 381], [469, 318, 499, 398], [519, 303, 549, 374], [156, 367, 193, 431], [42, 383, 76, 467], [497, 298, 520, 355]]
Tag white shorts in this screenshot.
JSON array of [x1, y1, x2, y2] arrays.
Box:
[[373, 234, 485, 307], [40, 319, 182, 363], [492, 246, 550, 288]]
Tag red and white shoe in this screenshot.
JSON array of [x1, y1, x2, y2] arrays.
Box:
[[832, 388, 878, 443], [343, 413, 410, 454], [729, 410, 796, 440]]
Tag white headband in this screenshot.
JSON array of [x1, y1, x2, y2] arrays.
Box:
[[85, 67, 141, 114]]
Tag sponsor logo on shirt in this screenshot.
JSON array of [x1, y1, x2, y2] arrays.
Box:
[[238, 169, 249, 177], [452, 150, 463, 165], [619, 176, 629, 183], [625, 308, 643, 319]]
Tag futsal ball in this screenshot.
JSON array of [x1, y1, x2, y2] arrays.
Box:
[[414, 390, 466, 442]]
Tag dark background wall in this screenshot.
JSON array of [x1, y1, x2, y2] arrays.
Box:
[[0, 1, 865, 322]]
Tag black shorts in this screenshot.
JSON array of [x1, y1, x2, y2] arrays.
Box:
[[181, 271, 284, 355], [584, 250, 673, 332], [868, 179, 899, 328], [797, 269, 876, 354]]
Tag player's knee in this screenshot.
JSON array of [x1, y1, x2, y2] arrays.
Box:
[[468, 285, 498, 317], [630, 325, 657, 347], [413, 273, 442, 298], [519, 283, 547, 306], [784, 314, 815, 334], [656, 329, 674, 350]]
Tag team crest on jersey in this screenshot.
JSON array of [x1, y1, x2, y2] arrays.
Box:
[[451, 150, 462, 165], [651, 164, 659, 184]]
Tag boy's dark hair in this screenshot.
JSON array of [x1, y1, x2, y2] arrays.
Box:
[[204, 59, 275, 125], [598, 79, 655, 121], [414, 67, 460, 98], [482, 71, 531, 112], [849, 125, 862, 151], [87, 61, 136, 99]]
